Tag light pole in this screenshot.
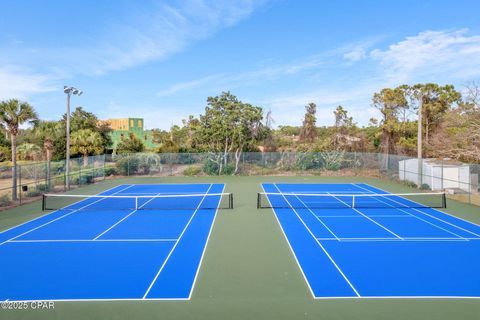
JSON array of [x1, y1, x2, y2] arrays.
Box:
[[63, 86, 83, 190], [417, 93, 423, 188]]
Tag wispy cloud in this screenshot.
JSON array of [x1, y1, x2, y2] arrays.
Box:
[[0, 1, 268, 101], [371, 29, 480, 83], [0, 66, 55, 100], [157, 74, 223, 97], [155, 54, 330, 97], [73, 27, 480, 130], [260, 84, 379, 127], [41, 1, 268, 76], [343, 47, 367, 62], [252, 30, 480, 127]]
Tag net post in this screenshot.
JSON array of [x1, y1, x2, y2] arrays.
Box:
[[42, 194, 46, 211], [229, 193, 233, 209], [442, 192, 447, 208], [257, 193, 260, 209]]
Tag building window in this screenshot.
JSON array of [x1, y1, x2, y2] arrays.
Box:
[[138, 120, 143, 128], [130, 119, 134, 128]]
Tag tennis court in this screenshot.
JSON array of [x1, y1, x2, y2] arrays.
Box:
[[260, 183, 480, 298], [0, 183, 230, 301]]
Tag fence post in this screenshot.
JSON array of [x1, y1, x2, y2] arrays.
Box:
[[18, 165, 22, 205], [440, 160, 444, 191], [64, 159, 66, 192], [103, 154, 106, 180], [354, 151, 357, 170], [45, 161, 48, 188]]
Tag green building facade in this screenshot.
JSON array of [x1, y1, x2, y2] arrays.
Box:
[[102, 118, 158, 152]]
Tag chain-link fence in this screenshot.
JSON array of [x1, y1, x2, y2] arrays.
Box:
[[0, 154, 106, 209], [0, 152, 478, 210]]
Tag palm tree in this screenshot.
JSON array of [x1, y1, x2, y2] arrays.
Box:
[[71, 129, 104, 167], [17, 143, 42, 161], [0, 99, 38, 200], [34, 121, 60, 189]]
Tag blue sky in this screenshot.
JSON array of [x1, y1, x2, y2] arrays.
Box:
[[1, 0, 480, 129]]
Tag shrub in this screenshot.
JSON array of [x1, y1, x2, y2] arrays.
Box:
[[404, 181, 418, 189], [0, 146, 11, 162], [176, 153, 196, 164], [183, 166, 201, 176], [79, 175, 94, 185], [104, 166, 117, 176], [420, 183, 431, 190], [295, 153, 322, 171], [26, 189, 42, 197], [324, 162, 341, 171], [137, 153, 161, 175], [203, 160, 219, 175], [202, 160, 235, 175], [115, 156, 139, 176], [0, 194, 11, 206], [36, 184, 50, 192]]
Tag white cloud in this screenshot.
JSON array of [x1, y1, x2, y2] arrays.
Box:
[[155, 54, 328, 97], [45, 1, 268, 76], [153, 29, 480, 129], [0, 1, 268, 79], [343, 47, 367, 62], [371, 29, 480, 83], [260, 85, 378, 127], [157, 74, 223, 97], [0, 66, 55, 100]]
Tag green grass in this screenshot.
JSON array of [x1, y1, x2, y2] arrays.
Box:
[[1, 175, 480, 320]]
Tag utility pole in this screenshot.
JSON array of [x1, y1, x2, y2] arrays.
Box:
[[63, 86, 83, 190], [417, 94, 423, 188]]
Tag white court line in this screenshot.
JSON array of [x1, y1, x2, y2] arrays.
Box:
[[92, 190, 168, 240], [315, 215, 413, 218], [3, 295, 480, 303], [0, 184, 127, 235], [261, 184, 317, 299], [316, 237, 476, 242], [292, 195, 340, 240], [325, 192, 403, 240], [0, 185, 135, 247], [142, 184, 213, 300], [273, 183, 361, 297], [354, 184, 480, 238], [115, 192, 218, 196], [187, 184, 225, 299], [350, 184, 467, 240], [9, 238, 177, 243]]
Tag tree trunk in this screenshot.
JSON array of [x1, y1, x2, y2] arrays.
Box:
[[383, 131, 390, 171], [11, 134, 17, 201], [223, 137, 229, 174], [234, 148, 242, 174], [83, 154, 89, 167]]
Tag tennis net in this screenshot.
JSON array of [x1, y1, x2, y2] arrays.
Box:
[[43, 192, 234, 211], [257, 192, 446, 209]]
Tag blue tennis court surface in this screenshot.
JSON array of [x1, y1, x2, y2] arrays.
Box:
[[0, 183, 224, 301], [262, 183, 480, 298]]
